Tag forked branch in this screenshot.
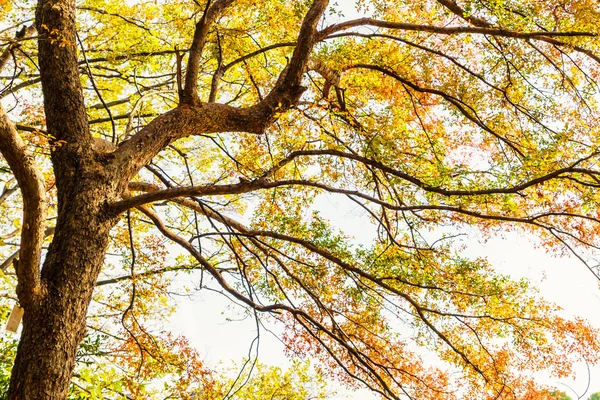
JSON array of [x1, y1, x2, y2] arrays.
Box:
[[182, 0, 236, 104], [110, 0, 330, 183], [113, 148, 600, 213]]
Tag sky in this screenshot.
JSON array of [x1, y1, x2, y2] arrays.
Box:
[[172, 192, 600, 399]]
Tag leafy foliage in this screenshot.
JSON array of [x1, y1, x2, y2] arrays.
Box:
[[547, 392, 572, 400], [205, 360, 331, 400], [1, 0, 600, 399]]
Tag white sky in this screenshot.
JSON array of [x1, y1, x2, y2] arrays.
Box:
[[172, 192, 600, 399]]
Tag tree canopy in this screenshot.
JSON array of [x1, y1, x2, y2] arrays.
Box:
[[1, 0, 600, 399]]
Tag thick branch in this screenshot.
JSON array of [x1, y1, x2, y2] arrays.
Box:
[[435, 0, 493, 28], [109, 104, 280, 181], [0, 105, 46, 305], [36, 0, 92, 149], [182, 0, 235, 104], [114, 149, 599, 213], [261, 0, 329, 111], [318, 18, 597, 41], [110, 1, 330, 184]]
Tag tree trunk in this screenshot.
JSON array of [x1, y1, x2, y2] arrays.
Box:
[[7, 179, 118, 399]]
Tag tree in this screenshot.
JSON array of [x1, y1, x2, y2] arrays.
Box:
[[1, 0, 600, 399]]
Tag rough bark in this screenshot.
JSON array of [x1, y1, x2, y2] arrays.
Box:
[[6, 152, 121, 399], [182, 0, 236, 104], [4, 0, 121, 398], [8, 203, 115, 399], [0, 105, 46, 305]]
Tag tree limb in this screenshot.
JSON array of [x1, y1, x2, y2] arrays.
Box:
[[435, 0, 493, 28], [146, 192, 491, 386], [261, 0, 329, 112], [318, 18, 597, 41], [109, 1, 330, 184], [0, 105, 46, 305], [112, 148, 600, 213], [346, 63, 525, 157], [182, 0, 236, 104], [135, 204, 284, 313], [36, 0, 92, 150], [0, 227, 55, 273]]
